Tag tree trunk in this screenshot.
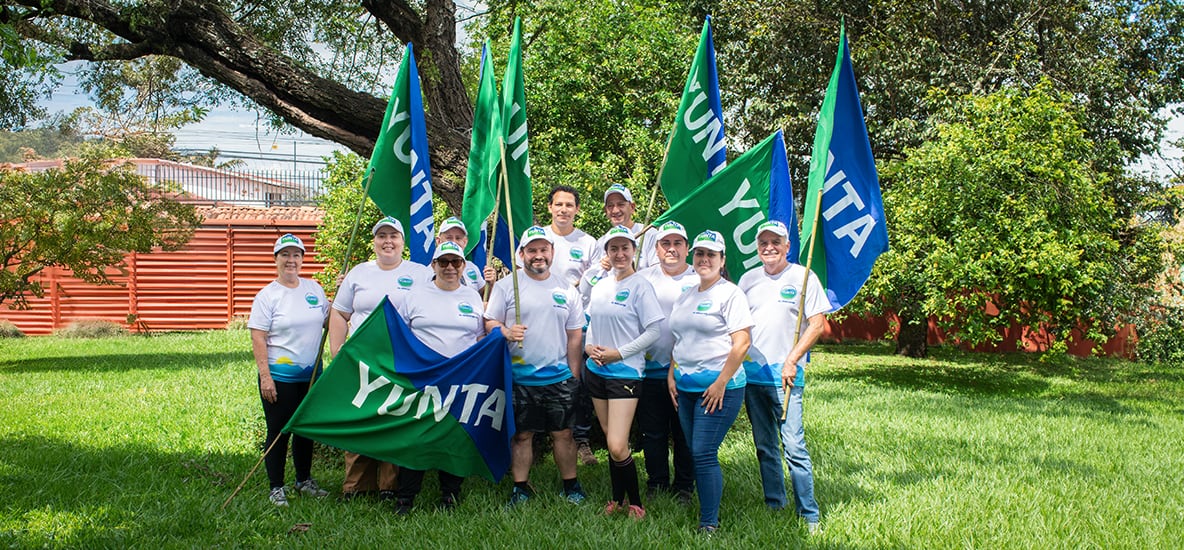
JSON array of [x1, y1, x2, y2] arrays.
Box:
[[895, 311, 928, 358]]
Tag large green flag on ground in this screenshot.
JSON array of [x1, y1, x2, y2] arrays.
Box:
[[657, 16, 727, 204], [654, 131, 792, 278], [284, 298, 514, 482], [461, 42, 503, 267], [492, 16, 534, 266], [364, 44, 435, 264], [799, 24, 888, 310]]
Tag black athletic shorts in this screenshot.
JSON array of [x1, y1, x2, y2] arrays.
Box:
[[583, 368, 643, 400], [513, 377, 578, 433]]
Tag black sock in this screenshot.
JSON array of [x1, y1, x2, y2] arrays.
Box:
[[619, 455, 642, 507], [514, 481, 532, 494], [609, 458, 625, 504], [562, 477, 579, 492]]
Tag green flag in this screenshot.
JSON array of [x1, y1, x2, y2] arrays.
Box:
[[657, 16, 727, 205], [461, 42, 503, 260], [654, 131, 792, 278], [493, 16, 534, 265], [285, 299, 514, 481]]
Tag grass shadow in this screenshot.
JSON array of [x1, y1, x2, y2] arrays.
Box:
[[0, 351, 251, 374]]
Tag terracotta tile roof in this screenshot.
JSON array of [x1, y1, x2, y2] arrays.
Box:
[[196, 205, 325, 222]]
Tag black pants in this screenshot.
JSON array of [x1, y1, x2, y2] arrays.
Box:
[[259, 378, 315, 489], [395, 469, 464, 501], [637, 378, 694, 492]]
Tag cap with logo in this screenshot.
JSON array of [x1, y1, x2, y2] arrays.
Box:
[[691, 230, 726, 253], [437, 216, 468, 237], [518, 225, 554, 251], [653, 220, 688, 242], [372, 216, 405, 236], [602, 183, 634, 204], [432, 241, 466, 261], [602, 225, 638, 251], [756, 219, 789, 240], [272, 233, 306, 254]]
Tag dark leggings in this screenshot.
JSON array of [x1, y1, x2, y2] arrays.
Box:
[[260, 378, 315, 489]]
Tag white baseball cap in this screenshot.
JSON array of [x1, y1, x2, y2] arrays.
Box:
[[603, 183, 634, 204], [653, 220, 688, 242], [372, 216, 404, 236], [691, 230, 726, 253], [518, 225, 554, 251], [432, 241, 465, 261], [756, 220, 790, 240], [272, 233, 306, 254], [437, 216, 467, 237], [602, 225, 638, 250]]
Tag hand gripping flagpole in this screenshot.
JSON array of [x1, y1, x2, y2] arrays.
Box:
[[496, 136, 524, 349], [782, 185, 824, 422], [482, 173, 505, 304], [222, 169, 378, 511]]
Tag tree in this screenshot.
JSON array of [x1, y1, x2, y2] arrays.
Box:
[[861, 82, 1164, 357], [0, 145, 201, 307]]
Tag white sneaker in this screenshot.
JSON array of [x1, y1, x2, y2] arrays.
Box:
[[807, 521, 821, 535], [269, 487, 289, 507], [295, 479, 328, 498]]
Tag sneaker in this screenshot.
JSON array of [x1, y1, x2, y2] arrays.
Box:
[[378, 490, 396, 502], [603, 501, 622, 515], [507, 486, 532, 507], [697, 525, 718, 537], [807, 521, 821, 535], [645, 485, 666, 499], [294, 479, 328, 498], [339, 491, 362, 502], [577, 442, 598, 466], [676, 489, 694, 506], [268, 487, 289, 507], [393, 497, 413, 515], [561, 482, 587, 505], [439, 494, 458, 511], [627, 504, 646, 520]]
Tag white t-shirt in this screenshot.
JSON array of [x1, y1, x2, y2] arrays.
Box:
[[671, 278, 753, 392], [332, 260, 433, 337], [400, 283, 486, 357], [585, 272, 664, 380], [460, 261, 486, 292], [637, 264, 697, 379], [484, 270, 584, 386], [588, 221, 659, 271], [545, 226, 597, 287], [248, 278, 329, 382], [738, 263, 829, 387]]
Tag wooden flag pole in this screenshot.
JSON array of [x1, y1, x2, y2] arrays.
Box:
[[221, 430, 284, 510], [636, 135, 675, 266], [496, 137, 524, 349], [482, 173, 505, 304], [783, 186, 824, 422]]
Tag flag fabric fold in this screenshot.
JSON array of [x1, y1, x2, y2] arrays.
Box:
[[365, 43, 436, 264], [284, 298, 514, 482], [493, 16, 535, 267], [658, 16, 727, 205], [655, 130, 796, 278], [462, 42, 503, 272], [799, 25, 889, 310]]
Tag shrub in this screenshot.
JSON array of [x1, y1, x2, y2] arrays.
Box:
[[224, 315, 249, 330], [55, 319, 128, 338], [0, 320, 24, 338]]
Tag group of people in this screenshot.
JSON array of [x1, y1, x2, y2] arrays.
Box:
[[247, 183, 829, 534]]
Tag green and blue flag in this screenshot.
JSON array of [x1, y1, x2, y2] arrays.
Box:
[[659, 16, 727, 203], [462, 42, 503, 272], [799, 25, 888, 310], [285, 298, 514, 481], [493, 16, 535, 268]]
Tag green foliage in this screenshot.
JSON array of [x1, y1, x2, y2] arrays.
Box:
[[0, 144, 201, 307], [313, 151, 379, 290], [857, 82, 1163, 353], [54, 318, 128, 338], [0, 115, 85, 161]]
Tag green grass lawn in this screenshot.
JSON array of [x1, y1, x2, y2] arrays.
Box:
[[1, 331, 1181, 548]]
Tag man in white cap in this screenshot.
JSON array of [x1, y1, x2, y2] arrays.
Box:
[[485, 225, 588, 507], [543, 185, 597, 288], [587, 183, 658, 269], [635, 220, 696, 503], [329, 215, 432, 503], [436, 216, 487, 292], [737, 219, 827, 534]]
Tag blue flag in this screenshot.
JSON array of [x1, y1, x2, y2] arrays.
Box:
[[799, 25, 889, 310], [285, 298, 514, 481]]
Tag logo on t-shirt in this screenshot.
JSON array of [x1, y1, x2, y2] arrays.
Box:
[[681, 284, 695, 293], [588, 273, 603, 286], [304, 293, 319, 306], [466, 269, 478, 281], [552, 292, 568, 306], [614, 289, 630, 302], [398, 276, 414, 288], [570, 247, 584, 260], [458, 302, 476, 316], [696, 300, 713, 312], [780, 286, 797, 300]]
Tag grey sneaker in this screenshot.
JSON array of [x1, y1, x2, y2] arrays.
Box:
[[268, 487, 289, 507], [807, 521, 821, 535], [295, 479, 328, 498], [507, 486, 532, 507], [577, 442, 598, 466], [561, 481, 586, 504]]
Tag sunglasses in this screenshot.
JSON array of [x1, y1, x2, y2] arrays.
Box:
[[435, 257, 465, 268]]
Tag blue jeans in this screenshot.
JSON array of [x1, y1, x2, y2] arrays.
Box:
[[678, 387, 744, 529], [638, 378, 693, 492], [745, 384, 819, 521]]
